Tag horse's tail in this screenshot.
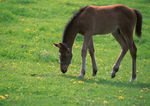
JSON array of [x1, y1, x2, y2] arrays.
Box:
[[134, 9, 142, 38]]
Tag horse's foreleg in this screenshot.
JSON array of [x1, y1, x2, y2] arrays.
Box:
[[79, 35, 92, 78], [111, 48, 128, 78], [88, 37, 97, 76]]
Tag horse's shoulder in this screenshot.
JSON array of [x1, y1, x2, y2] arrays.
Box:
[[84, 5, 96, 11]]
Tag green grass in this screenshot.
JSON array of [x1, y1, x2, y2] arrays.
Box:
[[0, 0, 150, 105]]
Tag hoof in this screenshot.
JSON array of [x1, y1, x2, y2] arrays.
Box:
[[130, 77, 136, 82], [92, 73, 96, 76], [111, 67, 118, 78], [79, 74, 84, 78], [130, 74, 137, 82], [111, 73, 116, 78], [92, 69, 97, 76]]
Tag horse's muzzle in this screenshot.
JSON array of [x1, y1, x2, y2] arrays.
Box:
[[61, 69, 67, 73], [61, 65, 68, 73]]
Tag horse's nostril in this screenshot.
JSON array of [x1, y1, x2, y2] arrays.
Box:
[[61, 69, 67, 73]]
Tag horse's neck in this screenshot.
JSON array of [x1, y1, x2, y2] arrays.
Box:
[[62, 27, 78, 51]]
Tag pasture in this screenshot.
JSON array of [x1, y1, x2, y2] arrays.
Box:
[[0, 0, 150, 105]]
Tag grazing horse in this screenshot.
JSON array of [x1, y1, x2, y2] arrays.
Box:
[[54, 4, 142, 82]]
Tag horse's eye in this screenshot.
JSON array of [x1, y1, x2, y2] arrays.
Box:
[[66, 52, 69, 56]]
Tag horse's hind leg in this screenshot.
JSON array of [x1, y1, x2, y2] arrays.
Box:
[[129, 41, 137, 82], [88, 37, 97, 76], [119, 25, 137, 82], [111, 29, 128, 78]]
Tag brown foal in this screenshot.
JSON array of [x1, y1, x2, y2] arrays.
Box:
[[54, 4, 142, 82]]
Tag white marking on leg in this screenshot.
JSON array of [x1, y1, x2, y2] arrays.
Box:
[[79, 35, 91, 78]]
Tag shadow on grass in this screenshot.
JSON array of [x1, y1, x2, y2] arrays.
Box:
[[30, 73, 150, 89], [62, 74, 150, 89]]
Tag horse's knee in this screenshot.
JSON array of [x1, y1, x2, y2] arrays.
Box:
[[131, 51, 137, 59], [81, 48, 87, 57], [130, 43, 137, 59], [134, 48, 137, 58], [89, 49, 95, 56]]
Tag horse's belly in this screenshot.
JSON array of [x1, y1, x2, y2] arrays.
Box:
[[94, 24, 117, 35]]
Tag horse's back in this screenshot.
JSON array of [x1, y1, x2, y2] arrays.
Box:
[[77, 4, 136, 35], [87, 4, 135, 21]]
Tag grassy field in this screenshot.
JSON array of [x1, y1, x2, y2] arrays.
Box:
[[0, 0, 150, 105]]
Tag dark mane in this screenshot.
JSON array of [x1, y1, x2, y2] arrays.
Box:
[[62, 6, 88, 43]]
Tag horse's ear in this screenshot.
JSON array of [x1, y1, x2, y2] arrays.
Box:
[[53, 43, 61, 48], [59, 43, 70, 52], [59, 43, 66, 48]]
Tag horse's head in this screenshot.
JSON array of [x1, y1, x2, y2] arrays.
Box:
[[53, 43, 72, 73]]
